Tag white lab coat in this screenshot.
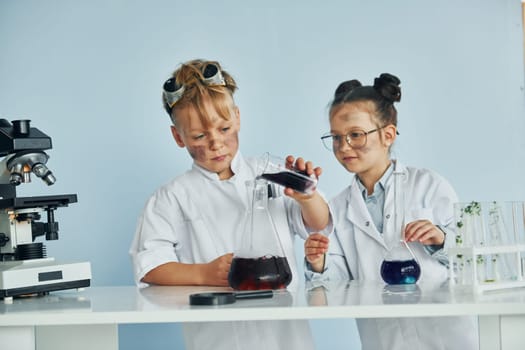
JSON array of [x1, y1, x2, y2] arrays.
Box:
[[130, 152, 315, 350], [307, 160, 479, 350]]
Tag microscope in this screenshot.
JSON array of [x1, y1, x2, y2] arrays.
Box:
[[0, 119, 91, 300]]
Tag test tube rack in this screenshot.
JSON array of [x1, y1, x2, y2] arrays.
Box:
[[448, 245, 525, 293], [448, 201, 525, 293]]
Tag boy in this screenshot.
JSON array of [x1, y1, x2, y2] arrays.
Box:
[[130, 59, 329, 350]]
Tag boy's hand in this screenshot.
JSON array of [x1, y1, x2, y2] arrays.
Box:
[[284, 155, 322, 199], [304, 233, 329, 273], [201, 253, 233, 286]]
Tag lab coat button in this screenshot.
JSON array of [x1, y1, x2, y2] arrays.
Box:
[[386, 214, 391, 219], [365, 221, 370, 226]]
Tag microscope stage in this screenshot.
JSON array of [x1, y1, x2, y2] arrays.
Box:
[[0, 258, 91, 298], [0, 193, 77, 210]]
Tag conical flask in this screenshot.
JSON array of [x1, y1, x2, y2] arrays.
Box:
[[380, 166, 421, 285], [228, 178, 292, 290]]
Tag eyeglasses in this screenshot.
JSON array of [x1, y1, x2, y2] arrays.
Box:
[[163, 62, 226, 108], [320, 126, 387, 151]]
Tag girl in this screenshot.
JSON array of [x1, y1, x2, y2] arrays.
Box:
[[130, 59, 329, 350], [304, 73, 479, 350]]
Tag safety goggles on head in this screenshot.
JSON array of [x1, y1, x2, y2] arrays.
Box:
[[163, 62, 226, 108]]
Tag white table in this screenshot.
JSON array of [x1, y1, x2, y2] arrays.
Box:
[[0, 281, 524, 350]]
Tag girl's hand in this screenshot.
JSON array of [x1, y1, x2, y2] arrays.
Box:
[[404, 220, 445, 246], [284, 155, 322, 199], [304, 233, 329, 273]]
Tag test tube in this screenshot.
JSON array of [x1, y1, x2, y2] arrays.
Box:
[[512, 202, 525, 244], [454, 203, 465, 247], [476, 255, 485, 283], [455, 254, 464, 285], [461, 202, 485, 247], [521, 252, 525, 281], [488, 201, 507, 246]]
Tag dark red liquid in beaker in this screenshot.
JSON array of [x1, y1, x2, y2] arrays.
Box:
[[380, 259, 421, 285], [259, 172, 315, 193], [228, 256, 292, 290]]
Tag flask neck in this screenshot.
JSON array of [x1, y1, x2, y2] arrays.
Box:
[[393, 164, 405, 242], [252, 178, 269, 210]]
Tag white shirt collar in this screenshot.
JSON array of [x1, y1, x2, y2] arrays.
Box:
[[356, 161, 394, 198], [191, 151, 242, 181]]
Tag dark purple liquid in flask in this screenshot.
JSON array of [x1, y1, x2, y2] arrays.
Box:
[[228, 256, 292, 290]]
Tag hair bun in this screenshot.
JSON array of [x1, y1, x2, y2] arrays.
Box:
[[334, 79, 362, 98], [373, 73, 401, 103]]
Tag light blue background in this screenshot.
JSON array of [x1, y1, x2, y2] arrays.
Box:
[[1, 0, 524, 349]]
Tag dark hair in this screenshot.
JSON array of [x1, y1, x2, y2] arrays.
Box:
[[330, 73, 401, 127]]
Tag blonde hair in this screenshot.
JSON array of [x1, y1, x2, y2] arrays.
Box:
[[163, 59, 238, 127]]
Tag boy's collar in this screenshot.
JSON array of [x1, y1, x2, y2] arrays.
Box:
[[191, 151, 241, 181]]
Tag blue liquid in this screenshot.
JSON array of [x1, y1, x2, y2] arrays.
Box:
[[380, 259, 421, 285]]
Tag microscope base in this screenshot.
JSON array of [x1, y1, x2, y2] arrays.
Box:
[[0, 258, 91, 298]]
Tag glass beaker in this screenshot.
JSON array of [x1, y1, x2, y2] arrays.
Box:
[[380, 167, 421, 285], [228, 178, 292, 290], [255, 153, 317, 194]]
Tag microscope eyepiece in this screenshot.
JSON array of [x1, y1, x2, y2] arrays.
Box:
[[12, 120, 31, 136]]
